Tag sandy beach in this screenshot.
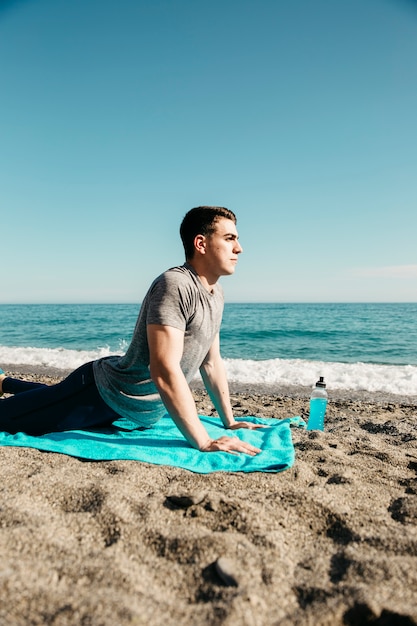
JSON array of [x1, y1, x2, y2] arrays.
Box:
[[0, 367, 416, 625]]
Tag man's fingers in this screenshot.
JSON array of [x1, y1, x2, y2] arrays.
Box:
[[208, 436, 261, 456], [228, 422, 269, 431]]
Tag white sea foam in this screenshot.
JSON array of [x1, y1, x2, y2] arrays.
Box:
[[1, 345, 416, 396], [223, 358, 417, 396], [0, 345, 114, 371]]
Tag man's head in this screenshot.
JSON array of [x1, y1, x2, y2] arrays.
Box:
[[180, 206, 237, 260]]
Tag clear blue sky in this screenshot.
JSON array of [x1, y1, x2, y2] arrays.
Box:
[[1, 0, 416, 303]]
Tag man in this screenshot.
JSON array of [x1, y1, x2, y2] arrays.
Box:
[[0, 206, 262, 455]]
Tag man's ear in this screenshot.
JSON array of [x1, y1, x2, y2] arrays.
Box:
[[194, 234, 206, 255]]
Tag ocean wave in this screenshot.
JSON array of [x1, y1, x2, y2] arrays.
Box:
[[1, 345, 416, 396], [0, 345, 115, 370], [223, 358, 417, 396]]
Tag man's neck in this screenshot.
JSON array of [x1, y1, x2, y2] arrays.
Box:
[[186, 260, 217, 293]]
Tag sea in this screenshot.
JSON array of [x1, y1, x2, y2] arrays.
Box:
[[0, 303, 416, 398]]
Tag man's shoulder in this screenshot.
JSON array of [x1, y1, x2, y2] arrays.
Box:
[[153, 264, 197, 289]]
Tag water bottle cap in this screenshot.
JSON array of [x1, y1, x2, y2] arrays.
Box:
[[316, 376, 326, 388]]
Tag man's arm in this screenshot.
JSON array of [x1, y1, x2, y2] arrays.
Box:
[[147, 324, 261, 454], [200, 333, 266, 432]]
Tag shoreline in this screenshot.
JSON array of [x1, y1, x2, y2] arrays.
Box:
[[3, 363, 417, 406], [1, 369, 417, 624]]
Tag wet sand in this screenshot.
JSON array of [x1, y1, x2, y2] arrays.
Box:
[[0, 368, 416, 625]]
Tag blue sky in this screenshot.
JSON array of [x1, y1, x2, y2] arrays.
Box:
[[1, 0, 416, 303]]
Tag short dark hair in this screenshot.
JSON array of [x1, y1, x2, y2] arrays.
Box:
[[180, 206, 237, 260]]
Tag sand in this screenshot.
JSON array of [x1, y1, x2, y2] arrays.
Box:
[[0, 368, 416, 626]]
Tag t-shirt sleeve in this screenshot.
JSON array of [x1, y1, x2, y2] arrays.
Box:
[[145, 272, 196, 331]]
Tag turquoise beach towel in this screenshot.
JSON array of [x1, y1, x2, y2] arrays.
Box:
[[0, 415, 305, 474]]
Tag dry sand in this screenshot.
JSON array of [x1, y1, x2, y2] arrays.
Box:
[[0, 368, 416, 626]]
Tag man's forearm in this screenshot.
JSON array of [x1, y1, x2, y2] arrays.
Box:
[[152, 367, 212, 450], [200, 358, 236, 428]]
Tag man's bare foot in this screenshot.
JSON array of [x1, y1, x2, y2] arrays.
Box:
[[0, 372, 6, 396]]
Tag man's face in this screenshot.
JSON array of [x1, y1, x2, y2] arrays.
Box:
[[203, 218, 243, 278]]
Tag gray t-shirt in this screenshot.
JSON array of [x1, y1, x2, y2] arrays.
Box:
[[93, 263, 224, 427]]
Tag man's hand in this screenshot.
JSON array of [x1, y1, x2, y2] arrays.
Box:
[[228, 421, 269, 432], [201, 435, 261, 456]]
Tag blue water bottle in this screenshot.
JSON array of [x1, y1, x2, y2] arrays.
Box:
[[307, 376, 328, 431]]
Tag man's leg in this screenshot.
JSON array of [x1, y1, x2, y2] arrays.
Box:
[[2, 376, 48, 395], [0, 362, 118, 435]]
